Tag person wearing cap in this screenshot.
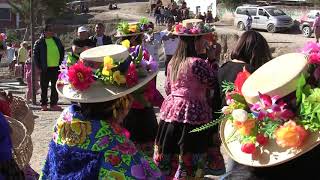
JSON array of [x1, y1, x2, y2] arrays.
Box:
[[34, 24, 65, 111], [89, 23, 112, 47], [67, 26, 95, 66], [154, 19, 219, 179], [39, 45, 163, 179], [115, 20, 164, 157]]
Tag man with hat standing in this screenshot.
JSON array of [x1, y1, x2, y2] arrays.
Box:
[[34, 24, 65, 111]]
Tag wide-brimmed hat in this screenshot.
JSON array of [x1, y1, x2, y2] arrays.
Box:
[[57, 44, 158, 103], [173, 19, 215, 36], [115, 18, 153, 38], [220, 52, 320, 167], [6, 115, 33, 169]]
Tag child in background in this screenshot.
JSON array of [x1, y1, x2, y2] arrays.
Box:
[[25, 50, 40, 104]]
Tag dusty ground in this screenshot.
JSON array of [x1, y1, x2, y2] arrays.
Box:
[[0, 1, 315, 178]]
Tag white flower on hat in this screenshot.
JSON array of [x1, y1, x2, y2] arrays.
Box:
[[222, 106, 231, 115], [232, 109, 248, 123]]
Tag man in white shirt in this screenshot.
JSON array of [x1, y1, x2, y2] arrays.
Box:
[[159, 17, 179, 75]]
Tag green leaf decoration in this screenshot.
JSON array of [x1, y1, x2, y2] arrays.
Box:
[[190, 118, 223, 133], [121, 154, 132, 166], [299, 88, 320, 132], [104, 150, 119, 157], [259, 119, 281, 139], [139, 17, 149, 25], [117, 21, 130, 34], [241, 135, 256, 144], [225, 128, 239, 143], [116, 135, 126, 143], [78, 138, 90, 149], [221, 81, 235, 93], [230, 93, 247, 105], [99, 168, 109, 179], [296, 74, 307, 105], [95, 127, 111, 139]]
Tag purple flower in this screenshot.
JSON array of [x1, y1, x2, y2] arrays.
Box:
[[131, 158, 161, 179], [147, 58, 158, 72], [251, 93, 294, 120], [140, 59, 147, 69], [99, 136, 110, 147]]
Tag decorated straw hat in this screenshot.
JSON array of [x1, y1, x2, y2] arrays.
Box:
[[115, 18, 153, 38], [220, 51, 320, 167], [6, 115, 33, 169], [173, 19, 215, 36], [57, 44, 158, 103]]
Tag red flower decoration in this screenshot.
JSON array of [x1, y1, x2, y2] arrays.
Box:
[[68, 62, 94, 91], [126, 63, 138, 87], [108, 154, 121, 166], [0, 99, 11, 116], [256, 134, 268, 146], [234, 67, 251, 94], [241, 143, 256, 154]]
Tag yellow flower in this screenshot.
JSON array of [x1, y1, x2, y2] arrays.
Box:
[[121, 40, 130, 49], [102, 56, 114, 76], [108, 171, 125, 180], [113, 71, 126, 85], [275, 120, 308, 148], [56, 119, 92, 146], [129, 24, 138, 33]]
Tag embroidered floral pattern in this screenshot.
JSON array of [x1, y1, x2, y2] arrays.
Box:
[[49, 105, 162, 179]]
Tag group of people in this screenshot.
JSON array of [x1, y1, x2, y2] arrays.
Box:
[[195, 10, 215, 23], [153, 1, 189, 26], [2, 14, 320, 180]]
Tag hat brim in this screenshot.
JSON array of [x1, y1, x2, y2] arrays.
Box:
[[220, 119, 320, 167], [172, 32, 213, 36], [114, 32, 145, 38], [57, 70, 158, 103]]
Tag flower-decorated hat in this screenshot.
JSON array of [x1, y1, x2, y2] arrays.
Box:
[[56, 44, 158, 103], [219, 50, 320, 167], [115, 18, 154, 38], [173, 19, 215, 36]]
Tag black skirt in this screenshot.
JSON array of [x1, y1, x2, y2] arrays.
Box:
[[155, 120, 213, 154], [123, 107, 158, 143]]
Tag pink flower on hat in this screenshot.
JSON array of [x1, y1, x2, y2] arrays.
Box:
[[68, 62, 94, 91], [126, 63, 138, 87], [301, 42, 320, 64]]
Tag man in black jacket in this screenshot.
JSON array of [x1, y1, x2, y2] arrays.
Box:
[[89, 23, 112, 46], [33, 24, 65, 111]]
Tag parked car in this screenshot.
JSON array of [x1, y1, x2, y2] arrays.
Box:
[[299, 10, 320, 38], [234, 5, 294, 32]]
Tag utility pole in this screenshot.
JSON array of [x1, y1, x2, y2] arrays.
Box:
[[30, 0, 36, 105]]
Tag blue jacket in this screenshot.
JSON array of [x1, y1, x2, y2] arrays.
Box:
[[33, 36, 65, 72]]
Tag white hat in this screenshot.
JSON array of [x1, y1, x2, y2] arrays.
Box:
[[78, 26, 88, 33], [220, 53, 320, 167], [57, 44, 158, 103]]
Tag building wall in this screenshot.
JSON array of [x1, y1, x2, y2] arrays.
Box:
[[0, 0, 18, 31]]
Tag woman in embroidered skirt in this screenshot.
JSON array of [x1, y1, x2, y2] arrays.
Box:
[[115, 20, 163, 157], [154, 19, 218, 179], [40, 45, 163, 179]]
